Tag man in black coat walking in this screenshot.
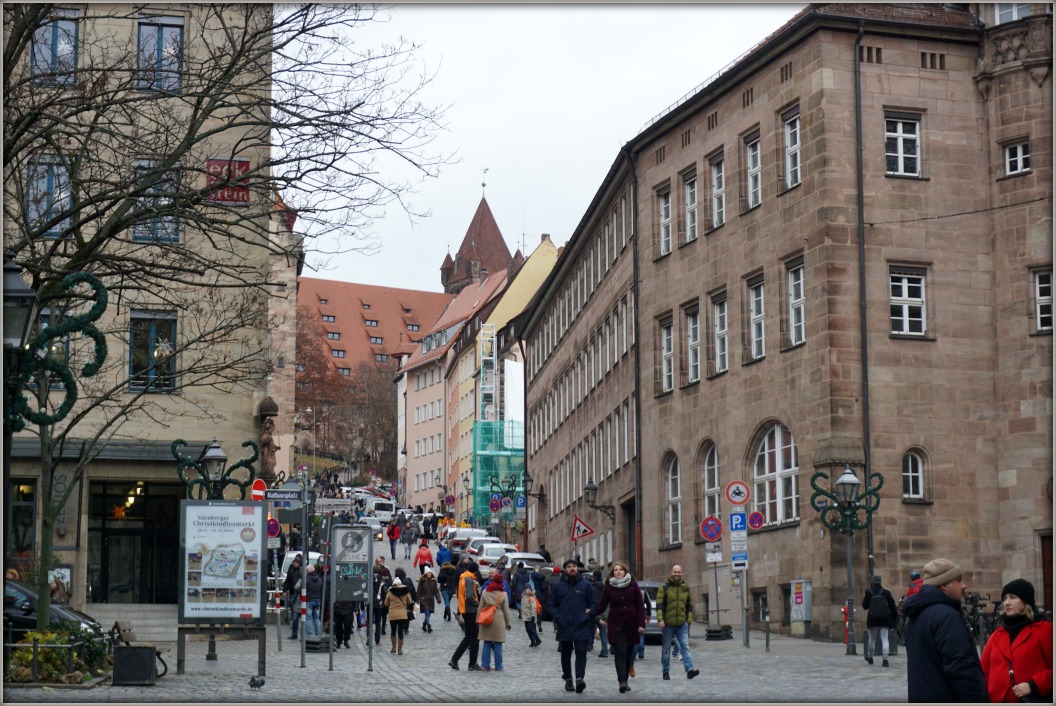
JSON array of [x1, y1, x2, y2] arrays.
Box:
[[902, 558, 988, 702], [861, 574, 898, 666]]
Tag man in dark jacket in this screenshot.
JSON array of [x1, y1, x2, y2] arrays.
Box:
[[510, 562, 531, 610], [862, 574, 898, 667], [305, 565, 324, 637], [902, 558, 988, 702], [548, 559, 598, 694]]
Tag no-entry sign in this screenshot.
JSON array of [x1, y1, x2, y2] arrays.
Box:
[[251, 478, 267, 501]]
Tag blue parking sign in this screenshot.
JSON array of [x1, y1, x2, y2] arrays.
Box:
[[515, 496, 526, 508]]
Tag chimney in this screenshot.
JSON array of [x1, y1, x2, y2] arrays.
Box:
[[541, 233, 551, 244]]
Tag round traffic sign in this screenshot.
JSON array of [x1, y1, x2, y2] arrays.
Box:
[[266, 517, 281, 538], [488, 498, 501, 512], [700, 515, 723, 542], [445, 495, 456, 507], [725, 480, 751, 506], [747, 511, 765, 530], [251, 478, 267, 501], [500, 496, 513, 509]]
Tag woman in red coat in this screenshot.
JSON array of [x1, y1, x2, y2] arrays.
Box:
[[591, 561, 646, 694], [981, 578, 1052, 703]]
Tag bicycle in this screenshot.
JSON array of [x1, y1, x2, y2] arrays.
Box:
[[962, 591, 990, 648]]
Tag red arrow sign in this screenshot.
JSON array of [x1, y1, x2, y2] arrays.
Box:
[[251, 478, 267, 501]]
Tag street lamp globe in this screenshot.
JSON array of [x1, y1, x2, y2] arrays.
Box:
[[834, 466, 861, 505], [522, 469, 534, 495], [199, 437, 228, 482], [584, 478, 599, 506], [462, 476, 471, 494], [3, 258, 39, 351]]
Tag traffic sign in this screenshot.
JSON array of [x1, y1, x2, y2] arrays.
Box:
[[515, 496, 526, 508], [488, 498, 501, 513], [501, 496, 513, 509], [571, 515, 595, 541], [265, 489, 302, 501], [251, 478, 267, 501], [725, 480, 751, 506], [315, 498, 351, 513], [729, 511, 747, 533], [747, 511, 765, 530], [267, 537, 281, 549], [445, 495, 456, 506], [730, 539, 748, 552], [705, 541, 722, 563], [732, 552, 749, 570], [490, 512, 500, 524], [700, 515, 723, 542], [266, 517, 281, 538]]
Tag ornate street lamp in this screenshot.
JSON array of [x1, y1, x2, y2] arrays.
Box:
[[583, 477, 615, 523], [522, 469, 547, 508], [3, 258, 39, 352], [173, 437, 259, 500], [435, 471, 449, 512], [810, 465, 883, 656]]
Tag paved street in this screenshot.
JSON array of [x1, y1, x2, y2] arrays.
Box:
[[4, 551, 909, 703]]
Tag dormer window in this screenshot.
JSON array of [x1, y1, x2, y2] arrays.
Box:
[[365, 319, 378, 327], [363, 303, 371, 309], [319, 297, 328, 305]]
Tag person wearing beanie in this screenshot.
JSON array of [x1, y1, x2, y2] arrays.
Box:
[[383, 576, 413, 655], [902, 558, 988, 702], [981, 578, 1052, 702], [417, 566, 442, 633], [549, 558, 598, 694], [478, 569, 513, 672], [861, 574, 898, 667]]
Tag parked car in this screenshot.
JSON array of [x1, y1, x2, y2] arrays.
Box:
[[638, 580, 669, 643], [463, 536, 502, 559], [277, 550, 323, 585], [475, 543, 518, 570], [446, 528, 490, 563], [493, 552, 548, 574], [4, 579, 105, 642]]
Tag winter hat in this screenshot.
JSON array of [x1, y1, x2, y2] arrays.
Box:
[[1000, 578, 1036, 608], [392, 577, 402, 587], [467, 561, 479, 574], [307, 565, 316, 574], [922, 558, 962, 586], [871, 575, 882, 588], [423, 566, 433, 576]]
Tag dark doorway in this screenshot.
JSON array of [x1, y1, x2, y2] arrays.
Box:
[[87, 481, 181, 604], [621, 499, 637, 575]]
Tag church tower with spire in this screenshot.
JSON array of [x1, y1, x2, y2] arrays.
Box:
[[440, 197, 515, 295]]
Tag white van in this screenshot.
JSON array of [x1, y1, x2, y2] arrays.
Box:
[[367, 498, 395, 524]]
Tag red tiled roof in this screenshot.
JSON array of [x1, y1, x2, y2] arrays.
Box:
[[441, 197, 514, 292], [297, 278, 454, 367]]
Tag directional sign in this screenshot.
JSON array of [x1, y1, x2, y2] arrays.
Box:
[[265, 489, 302, 501], [725, 480, 751, 506], [729, 511, 747, 533], [266, 517, 281, 538], [700, 515, 723, 542], [251, 478, 267, 501], [314, 498, 352, 513], [488, 498, 502, 513], [747, 511, 765, 530], [732, 552, 749, 570]]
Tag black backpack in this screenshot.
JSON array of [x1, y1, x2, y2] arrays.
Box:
[[868, 592, 891, 622]]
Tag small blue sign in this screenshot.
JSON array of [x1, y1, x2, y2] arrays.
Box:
[[274, 501, 291, 508], [729, 512, 747, 532], [515, 496, 526, 508], [732, 551, 748, 563]]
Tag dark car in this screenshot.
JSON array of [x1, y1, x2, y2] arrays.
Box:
[[4, 579, 105, 641], [639, 580, 664, 643]]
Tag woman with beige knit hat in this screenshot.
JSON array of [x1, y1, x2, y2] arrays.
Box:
[[901, 558, 988, 702]]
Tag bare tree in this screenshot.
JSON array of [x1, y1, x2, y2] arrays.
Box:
[[2, 4, 448, 628]]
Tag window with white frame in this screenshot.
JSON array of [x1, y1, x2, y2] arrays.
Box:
[[684, 176, 698, 242], [1036, 270, 1053, 332], [996, 3, 1031, 23], [137, 15, 184, 92], [902, 450, 926, 500], [885, 114, 921, 177], [1005, 142, 1031, 176], [713, 295, 728, 374], [890, 268, 927, 335], [749, 278, 765, 360], [745, 135, 762, 208], [658, 190, 672, 256], [332, 349, 345, 358], [659, 319, 674, 393], [787, 262, 805, 346], [666, 456, 682, 544], [31, 8, 78, 86], [702, 445, 720, 518], [327, 331, 340, 340], [129, 310, 177, 391], [784, 109, 801, 189], [132, 160, 180, 242], [27, 155, 71, 238], [710, 154, 726, 228], [685, 308, 700, 383], [752, 423, 799, 525]]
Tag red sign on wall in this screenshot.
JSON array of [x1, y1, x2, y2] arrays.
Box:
[[205, 158, 251, 204]]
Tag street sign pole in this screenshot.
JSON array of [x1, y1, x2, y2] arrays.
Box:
[[300, 475, 307, 668]]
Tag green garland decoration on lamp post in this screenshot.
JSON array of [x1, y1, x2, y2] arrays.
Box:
[[172, 437, 259, 500]]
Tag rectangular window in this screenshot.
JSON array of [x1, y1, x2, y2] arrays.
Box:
[[745, 137, 762, 208], [338, 368, 350, 376], [365, 319, 378, 327], [31, 9, 78, 86], [1035, 270, 1053, 332], [327, 332, 340, 340], [322, 314, 335, 322], [137, 15, 184, 92], [713, 296, 728, 373], [129, 311, 176, 391], [1005, 142, 1031, 176], [132, 160, 180, 243], [684, 177, 698, 242], [710, 155, 725, 228], [787, 263, 806, 346], [27, 155, 71, 238], [996, 3, 1031, 23], [369, 336, 383, 344], [784, 111, 801, 189], [685, 308, 700, 383], [659, 319, 674, 393], [407, 324, 420, 331], [890, 269, 927, 335], [332, 349, 345, 358], [703, 447, 720, 518], [749, 280, 765, 360], [885, 115, 920, 177], [658, 190, 672, 256]]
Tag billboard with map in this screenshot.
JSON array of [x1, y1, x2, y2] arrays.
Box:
[[178, 500, 266, 624]]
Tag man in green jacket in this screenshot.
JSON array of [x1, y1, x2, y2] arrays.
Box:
[[656, 565, 699, 680]]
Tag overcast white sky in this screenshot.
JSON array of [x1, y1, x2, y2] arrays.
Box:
[[304, 3, 804, 292]]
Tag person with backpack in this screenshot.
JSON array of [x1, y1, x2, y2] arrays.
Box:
[[449, 560, 483, 671], [862, 574, 898, 667]]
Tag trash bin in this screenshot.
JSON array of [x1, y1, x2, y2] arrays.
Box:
[[112, 645, 156, 686]]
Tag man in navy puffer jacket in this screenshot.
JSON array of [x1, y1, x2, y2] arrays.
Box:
[[548, 559, 597, 694]]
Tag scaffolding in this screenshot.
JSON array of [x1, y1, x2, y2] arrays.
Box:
[[469, 420, 524, 529], [479, 323, 497, 421]]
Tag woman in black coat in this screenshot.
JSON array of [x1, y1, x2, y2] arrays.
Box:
[[591, 561, 646, 693]]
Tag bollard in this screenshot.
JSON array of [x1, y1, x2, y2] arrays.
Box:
[[764, 608, 771, 653]]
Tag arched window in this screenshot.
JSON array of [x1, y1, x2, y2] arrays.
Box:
[[752, 423, 799, 525], [902, 450, 927, 500], [667, 455, 682, 544], [702, 445, 720, 519]]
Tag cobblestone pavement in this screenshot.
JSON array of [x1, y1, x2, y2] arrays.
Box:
[[4, 550, 909, 703]]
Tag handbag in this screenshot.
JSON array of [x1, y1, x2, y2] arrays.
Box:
[[476, 603, 497, 626], [408, 602, 416, 620]]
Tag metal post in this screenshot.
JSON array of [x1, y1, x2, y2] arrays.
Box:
[[300, 474, 307, 668], [844, 518, 857, 656], [742, 570, 749, 648], [206, 624, 217, 660], [764, 607, 771, 653], [328, 520, 335, 671], [273, 546, 282, 652], [712, 563, 721, 626]]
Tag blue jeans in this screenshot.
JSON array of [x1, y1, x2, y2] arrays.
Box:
[[661, 623, 693, 673], [423, 608, 433, 626], [636, 633, 645, 658], [481, 640, 504, 670], [389, 539, 398, 559], [290, 608, 301, 638], [307, 601, 321, 636]]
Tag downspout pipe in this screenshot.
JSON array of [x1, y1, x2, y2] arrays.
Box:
[[620, 143, 643, 578], [853, 20, 876, 579]]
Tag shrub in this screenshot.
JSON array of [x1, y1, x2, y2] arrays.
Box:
[[4, 621, 108, 684]]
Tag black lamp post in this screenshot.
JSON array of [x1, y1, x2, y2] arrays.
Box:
[[583, 477, 615, 523], [173, 437, 259, 500], [810, 465, 883, 656], [435, 472, 449, 513], [490, 474, 517, 542], [461, 475, 471, 524], [521, 469, 547, 549]]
